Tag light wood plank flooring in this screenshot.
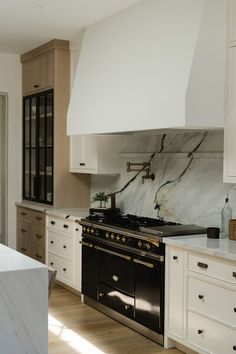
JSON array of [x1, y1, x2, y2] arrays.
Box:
[[49, 285, 182, 354]]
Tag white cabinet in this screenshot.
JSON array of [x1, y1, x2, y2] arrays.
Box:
[[70, 135, 122, 174], [165, 245, 236, 353], [224, 1, 236, 182], [166, 247, 185, 339], [46, 214, 82, 291]]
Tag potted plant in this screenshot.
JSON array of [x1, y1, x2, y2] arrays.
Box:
[[92, 191, 108, 208]]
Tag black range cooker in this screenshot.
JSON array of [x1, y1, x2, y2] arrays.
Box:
[[78, 210, 205, 345]]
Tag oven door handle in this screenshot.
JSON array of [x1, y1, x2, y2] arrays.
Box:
[[97, 245, 131, 261], [79, 241, 94, 248], [133, 258, 154, 268]]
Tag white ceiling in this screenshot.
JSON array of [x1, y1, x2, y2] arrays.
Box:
[[0, 0, 141, 54]]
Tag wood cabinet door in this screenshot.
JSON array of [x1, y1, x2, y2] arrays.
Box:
[[22, 52, 54, 96]]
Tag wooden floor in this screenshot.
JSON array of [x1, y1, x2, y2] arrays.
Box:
[[48, 285, 182, 354]]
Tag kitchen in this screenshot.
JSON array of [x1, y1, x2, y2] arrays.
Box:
[[0, 0, 235, 353]]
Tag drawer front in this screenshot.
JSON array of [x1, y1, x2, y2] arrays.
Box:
[[31, 224, 45, 247], [187, 311, 236, 354], [48, 230, 73, 260], [17, 207, 32, 222], [98, 246, 135, 296], [98, 283, 134, 320], [17, 220, 30, 241], [17, 238, 31, 257], [31, 244, 45, 263], [47, 216, 74, 235], [30, 210, 45, 225], [48, 253, 73, 283], [188, 277, 236, 329], [188, 253, 236, 285]]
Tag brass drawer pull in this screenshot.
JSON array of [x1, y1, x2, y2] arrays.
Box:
[[63, 224, 69, 229], [63, 268, 67, 272], [112, 275, 119, 282], [198, 329, 204, 335], [20, 228, 27, 233], [35, 234, 42, 239], [79, 163, 85, 166], [234, 307, 236, 313], [197, 262, 208, 269], [233, 272, 236, 278], [50, 240, 54, 245], [20, 212, 27, 216], [33, 84, 39, 88], [133, 258, 154, 268], [63, 245, 67, 249], [50, 262, 54, 266], [20, 247, 27, 252], [198, 295, 204, 300], [97, 246, 131, 261], [125, 304, 131, 310], [36, 216, 42, 221], [36, 254, 42, 259], [50, 221, 55, 225], [173, 256, 178, 260], [233, 345, 236, 351], [79, 241, 94, 248]]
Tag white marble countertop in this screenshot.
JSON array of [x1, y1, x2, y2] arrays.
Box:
[[15, 200, 51, 212], [0, 244, 47, 272], [164, 235, 236, 262], [16, 201, 89, 220], [45, 207, 89, 220]]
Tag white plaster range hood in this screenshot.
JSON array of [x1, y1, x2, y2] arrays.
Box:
[[67, 0, 226, 135]]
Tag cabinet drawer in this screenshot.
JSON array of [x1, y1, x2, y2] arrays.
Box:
[[48, 253, 73, 283], [188, 253, 236, 285], [98, 283, 134, 320], [17, 220, 30, 241], [17, 207, 32, 222], [187, 311, 236, 354], [17, 238, 31, 257], [188, 277, 236, 329], [48, 230, 73, 260], [47, 216, 74, 235], [31, 224, 45, 247], [31, 244, 45, 263], [30, 210, 45, 225]]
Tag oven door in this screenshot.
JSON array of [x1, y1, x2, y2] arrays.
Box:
[[97, 243, 135, 296], [134, 255, 164, 334]]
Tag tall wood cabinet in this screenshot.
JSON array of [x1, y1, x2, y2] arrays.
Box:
[[18, 40, 90, 262], [20, 39, 90, 207]]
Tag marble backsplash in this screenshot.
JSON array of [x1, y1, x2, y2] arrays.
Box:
[[91, 131, 236, 228]]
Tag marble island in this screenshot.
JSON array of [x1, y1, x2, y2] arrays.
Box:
[[0, 244, 48, 354], [164, 234, 236, 262]]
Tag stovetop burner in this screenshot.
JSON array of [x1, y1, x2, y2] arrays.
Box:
[[87, 210, 179, 231]]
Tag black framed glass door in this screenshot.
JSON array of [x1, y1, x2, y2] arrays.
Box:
[[23, 89, 53, 204]]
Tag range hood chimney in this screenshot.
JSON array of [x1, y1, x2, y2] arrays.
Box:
[[67, 0, 226, 135]]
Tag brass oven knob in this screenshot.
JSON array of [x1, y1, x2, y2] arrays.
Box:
[[91, 228, 94, 234], [145, 243, 151, 250], [138, 241, 143, 248], [87, 227, 90, 233], [125, 304, 131, 310], [105, 232, 110, 239], [122, 236, 126, 243], [111, 233, 115, 240], [116, 235, 120, 241], [82, 226, 86, 232]]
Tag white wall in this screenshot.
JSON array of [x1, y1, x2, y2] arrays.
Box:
[[0, 54, 21, 249]]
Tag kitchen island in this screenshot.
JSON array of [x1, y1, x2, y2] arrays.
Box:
[[0, 244, 48, 354]]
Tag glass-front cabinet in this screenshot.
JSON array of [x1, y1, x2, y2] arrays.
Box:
[[23, 90, 53, 204]]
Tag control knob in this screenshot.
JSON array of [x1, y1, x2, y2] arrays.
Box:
[[105, 232, 110, 239], [145, 242, 151, 250], [122, 236, 126, 243], [91, 228, 95, 234], [138, 241, 143, 248], [111, 233, 115, 240], [116, 235, 120, 241]]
